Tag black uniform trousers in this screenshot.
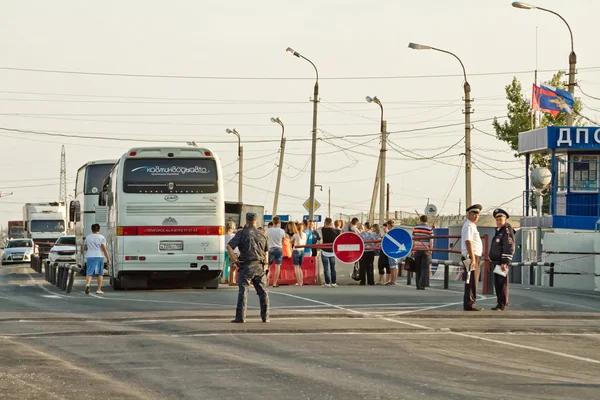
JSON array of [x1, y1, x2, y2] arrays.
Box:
[[493, 264, 509, 309], [413, 250, 431, 289], [463, 255, 481, 310], [358, 251, 375, 285], [236, 263, 269, 321]]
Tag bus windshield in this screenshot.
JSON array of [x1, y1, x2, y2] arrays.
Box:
[[31, 220, 65, 233], [85, 164, 114, 195], [123, 158, 218, 194]]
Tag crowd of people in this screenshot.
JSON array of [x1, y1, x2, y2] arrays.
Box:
[[224, 214, 436, 288]]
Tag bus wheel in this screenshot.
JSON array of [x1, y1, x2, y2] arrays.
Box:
[[110, 276, 122, 290]]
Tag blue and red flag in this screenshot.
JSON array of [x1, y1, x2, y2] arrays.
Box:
[[532, 83, 574, 117]]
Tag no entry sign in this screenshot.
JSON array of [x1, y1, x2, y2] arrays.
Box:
[[333, 232, 365, 263]]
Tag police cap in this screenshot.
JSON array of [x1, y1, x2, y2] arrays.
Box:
[[493, 208, 509, 219], [466, 204, 482, 214], [246, 212, 258, 222]]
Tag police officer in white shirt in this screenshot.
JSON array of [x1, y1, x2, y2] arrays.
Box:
[[461, 204, 483, 311]]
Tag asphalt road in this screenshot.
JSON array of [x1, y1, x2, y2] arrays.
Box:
[[1, 262, 600, 400]]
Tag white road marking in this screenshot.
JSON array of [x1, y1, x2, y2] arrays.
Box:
[[271, 291, 432, 330], [451, 331, 600, 365], [41, 295, 61, 299], [388, 301, 465, 316], [26, 272, 66, 298]]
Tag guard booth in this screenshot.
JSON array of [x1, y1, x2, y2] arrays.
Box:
[[519, 126, 600, 230]]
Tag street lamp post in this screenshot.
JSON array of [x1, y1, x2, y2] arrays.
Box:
[[286, 47, 319, 221], [512, 2, 576, 126], [270, 117, 286, 217], [225, 128, 243, 203], [366, 96, 387, 225], [408, 42, 472, 209]]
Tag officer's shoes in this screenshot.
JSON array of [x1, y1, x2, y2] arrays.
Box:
[[465, 307, 484, 312], [492, 305, 503, 311], [262, 318, 270, 323], [231, 319, 245, 323]]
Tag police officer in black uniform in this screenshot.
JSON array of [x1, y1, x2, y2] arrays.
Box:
[[226, 212, 270, 323], [489, 208, 515, 311]]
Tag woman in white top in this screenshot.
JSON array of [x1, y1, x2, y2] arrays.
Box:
[[290, 222, 307, 286], [83, 223, 111, 295]]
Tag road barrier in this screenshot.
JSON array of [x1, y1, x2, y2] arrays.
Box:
[[512, 261, 556, 287], [30, 254, 43, 273], [42, 261, 81, 294]]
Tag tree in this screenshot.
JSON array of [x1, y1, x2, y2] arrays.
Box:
[[492, 71, 582, 168]]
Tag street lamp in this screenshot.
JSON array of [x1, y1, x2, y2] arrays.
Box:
[[270, 117, 286, 216], [225, 128, 243, 203], [286, 46, 319, 221], [512, 2, 576, 126], [366, 96, 387, 225], [408, 42, 472, 209]]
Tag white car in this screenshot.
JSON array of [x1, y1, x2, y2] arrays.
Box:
[[48, 235, 76, 264], [2, 239, 35, 264]]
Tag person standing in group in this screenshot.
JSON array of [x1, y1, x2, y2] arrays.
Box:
[[461, 204, 484, 311], [302, 220, 313, 260], [334, 220, 341, 231], [83, 223, 111, 295], [224, 220, 237, 286], [413, 216, 434, 290], [358, 223, 377, 285], [227, 212, 269, 323], [291, 222, 307, 286], [375, 223, 389, 285], [309, 220, 320, 258], [386, 220, 399, 285], [489, 208, 515, 311], [320, 217, 340, 288], [346, 217, 359, 234], [267, 216, 286, 288]]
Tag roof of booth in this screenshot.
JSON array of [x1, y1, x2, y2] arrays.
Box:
[[518, 126, 600, 155]]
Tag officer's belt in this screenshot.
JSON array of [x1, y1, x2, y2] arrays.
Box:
[[239, 260, 264, 266]]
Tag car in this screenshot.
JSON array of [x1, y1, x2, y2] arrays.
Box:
[[1, 239, 35, 264], [47, 235, 77, 265]]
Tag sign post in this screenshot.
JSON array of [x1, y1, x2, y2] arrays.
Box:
[[381, 228, 413, 259], [333, 232, 364, 264]]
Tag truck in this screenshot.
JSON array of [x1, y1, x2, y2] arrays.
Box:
[[225, 202, 265, 227], [23, 202, 67, 257], [7, 221, 24, 239]]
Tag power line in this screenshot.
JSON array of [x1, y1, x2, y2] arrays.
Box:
[[577, 84, 600, 101], [1, 65, 599, 80]]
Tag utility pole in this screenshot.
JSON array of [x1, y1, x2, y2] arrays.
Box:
[[366, 96, 386, 224], [226, 129, 243, 203], [379, 121, 387, 225], [386, 183, 390, 222], [270, 117, 286, 216], [368, 158, 380, 223], [408, 43, 472, 209], [328, 186, 331, 218], [59, 145, 67, 222], [286, 47, 319, 221]]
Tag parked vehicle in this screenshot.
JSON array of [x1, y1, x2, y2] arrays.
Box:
[[23, 203, 67, 258], [47, 235, 77, 265], [1, 239, 35, 264], [69, 159, 117, 274], [8, 221, 24, 239], [102, 147, 225, 290]]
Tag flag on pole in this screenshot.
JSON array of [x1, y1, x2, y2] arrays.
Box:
[[532, 83, 574, 117]]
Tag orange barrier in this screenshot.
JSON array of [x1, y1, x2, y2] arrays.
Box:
[[267, 256, 317, 286]]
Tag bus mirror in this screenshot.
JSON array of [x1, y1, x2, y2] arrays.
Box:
[[69, 201, 81, 222], [107, 194, 114, 207], [102, 177, 111, 192], [98, 192, 106, 207]]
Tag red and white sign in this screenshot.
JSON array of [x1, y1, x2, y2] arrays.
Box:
[[333, 232, 365, 263]]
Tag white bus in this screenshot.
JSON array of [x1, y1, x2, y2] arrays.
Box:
[[70, 160, 117, 272], [102, 147, 225, 290]]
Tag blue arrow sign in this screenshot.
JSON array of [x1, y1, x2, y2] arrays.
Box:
[[381, 228, 413, 259]]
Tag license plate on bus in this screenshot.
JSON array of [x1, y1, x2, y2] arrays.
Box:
[[159, 241, 184, 251]]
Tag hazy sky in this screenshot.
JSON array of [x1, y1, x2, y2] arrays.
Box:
[[1, 0, 600, 226]]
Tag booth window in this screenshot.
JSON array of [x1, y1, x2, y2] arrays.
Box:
[[557, 155, 567, 193], [571, 155, 599, 192]]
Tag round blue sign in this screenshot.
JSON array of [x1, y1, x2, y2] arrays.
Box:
[[381, 228, 413, 259]]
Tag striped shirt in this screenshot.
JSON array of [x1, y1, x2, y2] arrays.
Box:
[[360, 231, 380, 251], [413, 223, 433, 251]]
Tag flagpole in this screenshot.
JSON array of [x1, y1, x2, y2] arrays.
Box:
[[533, 26, 538, 129]]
